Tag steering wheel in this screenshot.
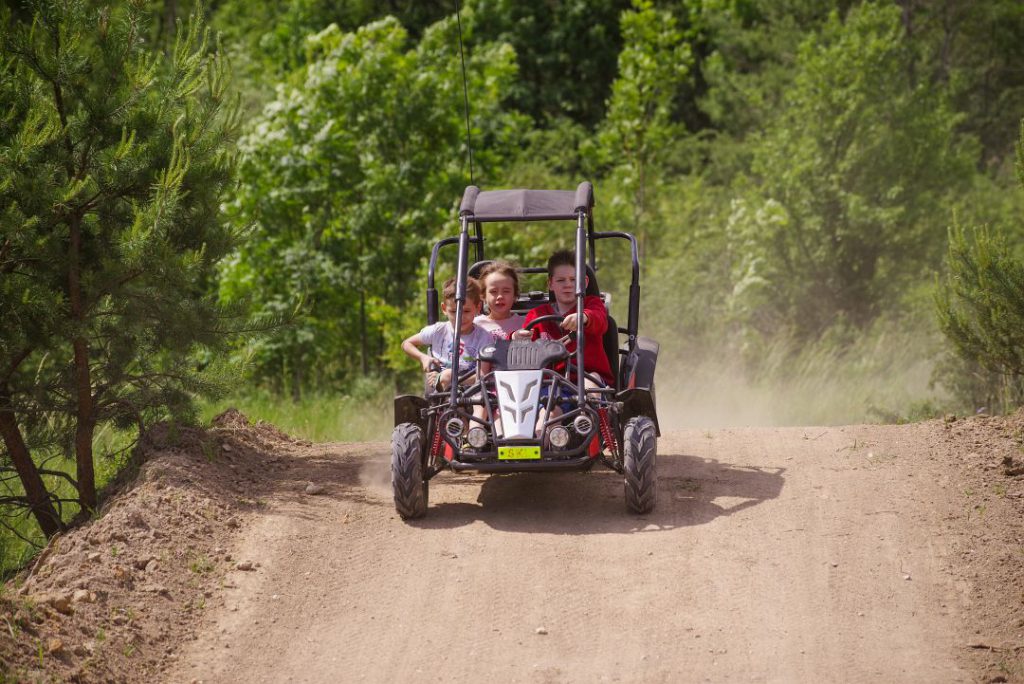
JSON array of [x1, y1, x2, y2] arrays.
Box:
[[522, 314, 576, 345], [523, 314, 564, 331]]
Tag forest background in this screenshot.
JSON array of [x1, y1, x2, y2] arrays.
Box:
[[1, 0, 1023, 569]]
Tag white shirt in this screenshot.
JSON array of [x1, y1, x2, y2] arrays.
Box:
[[418, 321, 493, 372]]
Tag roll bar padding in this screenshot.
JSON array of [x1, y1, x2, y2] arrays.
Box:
[[460, 186, 480, 216], [574, 181, 593, 214]]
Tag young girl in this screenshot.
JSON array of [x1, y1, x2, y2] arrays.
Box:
[[474, 260, 525, 339]]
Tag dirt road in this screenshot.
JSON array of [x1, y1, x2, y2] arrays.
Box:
[[165, 422, 984, 683]]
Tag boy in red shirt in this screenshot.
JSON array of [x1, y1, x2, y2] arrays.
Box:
[[514, 249, 614, 386]]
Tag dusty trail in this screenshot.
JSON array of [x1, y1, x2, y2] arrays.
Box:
[[170, 424, 972, 683]]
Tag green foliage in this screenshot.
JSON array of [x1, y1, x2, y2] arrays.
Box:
[[695, 0, 838, 136], [911, 0, 1024, 170], [3, 0, 1023, 490], [933, 119, 1024, 414], [220, 15, 522, 391], [726, 2, 975, 342], [590, 0, 693, 248], [0, 1, 241, 529], [212, 0, 451, 77], [466, 0, 630, 128], [210, 0, 453, 117], [937, 223, 1024, 410]]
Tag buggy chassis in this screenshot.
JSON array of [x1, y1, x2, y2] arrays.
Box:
[[391, 182, 660, 518]]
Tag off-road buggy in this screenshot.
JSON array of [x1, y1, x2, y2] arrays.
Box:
[[391, 182, 659, 518]]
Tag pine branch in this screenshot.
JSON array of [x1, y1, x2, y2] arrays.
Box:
[[1, 347, 33, 387], [0, 516, 44, 549], [0, 237, 11, 272], [87, 268, 146, 312], [48, 29, 77, 179], [36, 469, 78, 490]]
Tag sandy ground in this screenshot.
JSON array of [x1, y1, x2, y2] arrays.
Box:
[[167, 423, 988, 683]]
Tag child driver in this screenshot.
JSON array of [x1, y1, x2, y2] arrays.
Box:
[[513, 249, 614, 387]]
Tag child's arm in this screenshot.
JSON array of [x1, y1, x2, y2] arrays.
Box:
[[562, 303, 607, 336], [401, 333, 440, 372], [512, 307, 541, 340]]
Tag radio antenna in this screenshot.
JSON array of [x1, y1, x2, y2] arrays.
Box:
[[454, 0, 475, 186]]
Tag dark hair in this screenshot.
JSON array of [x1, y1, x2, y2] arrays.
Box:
[[442, 276, 482, 304], [478, 260, 520, 298], [546, 249, 575, 277]]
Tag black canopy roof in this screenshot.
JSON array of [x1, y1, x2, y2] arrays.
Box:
[[459, 182, 593, 222]]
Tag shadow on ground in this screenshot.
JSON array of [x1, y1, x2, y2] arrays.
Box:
[[237, 439, 785, 536], [410, 453, 785, 535]]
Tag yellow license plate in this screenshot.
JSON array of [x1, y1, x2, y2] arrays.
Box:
[[498, 445, 541, 460]]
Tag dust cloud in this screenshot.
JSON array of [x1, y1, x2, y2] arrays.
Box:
[[653, 345, 942, 429]]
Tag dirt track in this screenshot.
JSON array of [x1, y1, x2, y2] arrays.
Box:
[[167, 424, 986, 683]]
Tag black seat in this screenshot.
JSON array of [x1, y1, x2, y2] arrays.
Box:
[[467, 260, 493, 280], [603, 314, 620, 390]]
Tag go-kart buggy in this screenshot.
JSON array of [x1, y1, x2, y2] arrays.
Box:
[[391, 181, 659, 518]]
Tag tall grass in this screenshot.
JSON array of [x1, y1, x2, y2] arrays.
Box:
[[198, 379, 394, 443], [1, 425, 135, 578], [657, 323, 951, 428]]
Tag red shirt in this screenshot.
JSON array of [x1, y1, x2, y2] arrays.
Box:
[[523, 295, 613, 385]]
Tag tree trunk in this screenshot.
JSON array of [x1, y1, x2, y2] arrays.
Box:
[[164, 0, 178, 42], [898, 0, 917, 86], [360, 289, 369, 375], [68, 215, 96, 511], [0, 386, 63, 538]]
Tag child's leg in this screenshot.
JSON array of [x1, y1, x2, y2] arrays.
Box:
[[534, 405, 563, 438], [535, 378, 602, 437]]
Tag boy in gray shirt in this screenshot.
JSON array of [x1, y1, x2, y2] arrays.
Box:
[[402, 277, 492, 392]]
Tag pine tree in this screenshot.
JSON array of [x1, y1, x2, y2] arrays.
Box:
[[936, 120, 1024, 410], [0, 0, 240, 536]]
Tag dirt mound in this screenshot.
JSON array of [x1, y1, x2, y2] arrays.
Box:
[[0, 411, 301, 683]]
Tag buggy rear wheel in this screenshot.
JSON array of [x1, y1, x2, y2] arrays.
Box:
[[391, 422, 428, 519], [623, 416, 657, 514]]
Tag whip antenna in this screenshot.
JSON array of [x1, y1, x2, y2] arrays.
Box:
[[454, 0, 475, 186]]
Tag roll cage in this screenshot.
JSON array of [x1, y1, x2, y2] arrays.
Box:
[[426, 182, 644, 401]]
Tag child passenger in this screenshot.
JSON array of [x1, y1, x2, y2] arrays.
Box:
[[402, 277, 493, 393], [474, 260, 525, 339], [514, 249, 614, 387]]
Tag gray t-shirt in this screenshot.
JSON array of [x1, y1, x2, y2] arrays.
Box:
[[419, 321, 493, 372], [474, 313, 526, 340]]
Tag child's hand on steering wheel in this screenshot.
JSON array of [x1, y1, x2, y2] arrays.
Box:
[[511, 328, 532, 340], [560, 312, 588, 332]]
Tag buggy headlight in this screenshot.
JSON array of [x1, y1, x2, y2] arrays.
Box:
[[548, 426, 570, 449], [444, 417, 465, 438], [466, 427, 488, 449]]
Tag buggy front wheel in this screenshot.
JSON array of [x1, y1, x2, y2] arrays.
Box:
[[391, 423, 428, 519], [623, 416, 657, 514]]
